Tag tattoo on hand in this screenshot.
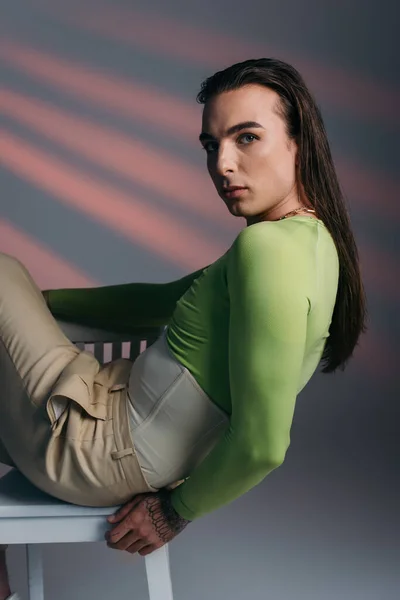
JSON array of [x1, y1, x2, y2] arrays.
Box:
[[144, 490, 191, 543]]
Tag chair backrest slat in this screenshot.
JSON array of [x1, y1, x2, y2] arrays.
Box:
[[111, 343, 123, 361], [129, 339, 142, 361], [58, 320, 164, 366], [93, 342, 104, 363]]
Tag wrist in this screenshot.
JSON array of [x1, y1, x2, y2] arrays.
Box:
[[159, 490, 191, 532]]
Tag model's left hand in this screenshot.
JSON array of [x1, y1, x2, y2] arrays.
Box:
[[105, 490, 190, 556]]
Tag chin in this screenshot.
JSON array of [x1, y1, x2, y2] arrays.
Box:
[[227, 206, 246, 218], [228, 205, 258, 220], [225, 199, 246, 213]]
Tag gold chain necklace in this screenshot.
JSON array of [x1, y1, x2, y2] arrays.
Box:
[[277, 206, 316, 221]]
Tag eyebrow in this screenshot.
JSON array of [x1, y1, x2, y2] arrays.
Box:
[[199, 121, 265, 143]]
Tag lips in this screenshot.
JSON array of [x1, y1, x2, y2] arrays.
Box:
[[222, 186, 246, 192], [222, 186, 248, 199]]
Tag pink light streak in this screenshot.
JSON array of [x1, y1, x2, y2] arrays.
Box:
[[35, 0, 400, 125], [0, 89, 234, 231], [1, 40, 398, 219], [0, 217, 97, 289], [0, 40, 199, 142], [0, 130, 225, 270]]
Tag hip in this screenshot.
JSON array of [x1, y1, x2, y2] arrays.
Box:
[[127, 328, 229, 488]]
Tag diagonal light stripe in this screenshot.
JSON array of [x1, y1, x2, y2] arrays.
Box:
[[1, 92, 398, 298], [0, 130, 226, 269], [1, 40, 398, 219], [1, 128, 397, 302], [35, 0, 400, 124], [335, 162, 400, 221], [0, 89, 234, 230], [0, 217, 98, 289], [0, 39, 199, 142]]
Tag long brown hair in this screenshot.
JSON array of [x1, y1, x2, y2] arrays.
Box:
[[197, 58, 367, 373]]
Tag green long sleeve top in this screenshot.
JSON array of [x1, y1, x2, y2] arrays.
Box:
[[45, 216, 339, 521]]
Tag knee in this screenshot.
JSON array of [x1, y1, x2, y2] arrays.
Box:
[[0, 253, 31, 294], [0, 252, 25, 273]]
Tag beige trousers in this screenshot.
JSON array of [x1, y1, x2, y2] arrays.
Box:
[[0, 252, 156, 511]]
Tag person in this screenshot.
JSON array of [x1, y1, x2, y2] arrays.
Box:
[[0, 57, 367, 600]]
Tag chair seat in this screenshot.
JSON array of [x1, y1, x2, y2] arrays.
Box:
[[0, 470, 118, 544]]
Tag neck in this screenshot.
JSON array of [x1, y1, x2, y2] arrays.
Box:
[[246, 204, 316, 226]]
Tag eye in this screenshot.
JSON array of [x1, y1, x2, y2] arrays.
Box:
[[238, 133, 258, 145]]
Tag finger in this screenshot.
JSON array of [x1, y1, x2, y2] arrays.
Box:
[[107, 496, 143, 524], [107, 514, 140, 544], [107, 531, 142, 552], [138, 544, 159, 557], [126, 539, 149, 555], [107, 502, 135, 524], [107, 495, 144, 523]]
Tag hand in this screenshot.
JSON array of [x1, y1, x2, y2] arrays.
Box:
[[105, 489, 191, 557]]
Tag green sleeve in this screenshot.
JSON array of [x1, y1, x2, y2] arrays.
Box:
[[44, 266, 208, 332], [171, 224, 310, 520]]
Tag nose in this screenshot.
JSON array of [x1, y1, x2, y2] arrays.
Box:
[[213, 143, 236, 177]]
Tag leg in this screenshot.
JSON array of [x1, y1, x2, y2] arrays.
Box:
[[0, 546, 11, 600], [26, 545, 44, 600], [0, 252, 141, 508], [145, 546, 174, 600], [0, 252, 79, 479]]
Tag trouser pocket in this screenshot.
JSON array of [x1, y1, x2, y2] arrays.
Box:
[[46, 350, 108, 426]]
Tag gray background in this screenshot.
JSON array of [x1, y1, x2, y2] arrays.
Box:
[[0, 0, 399, 598]]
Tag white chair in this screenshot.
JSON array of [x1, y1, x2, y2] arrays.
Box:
[[0, 320, 173, 600]]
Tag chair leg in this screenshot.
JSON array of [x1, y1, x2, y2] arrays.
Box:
[[26, 545, 44, 600], [144, 544, 174, 600]]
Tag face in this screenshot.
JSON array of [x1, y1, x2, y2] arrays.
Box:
[[200, 84, 299, 226]]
